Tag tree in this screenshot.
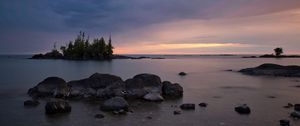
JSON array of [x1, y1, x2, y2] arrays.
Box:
[[274, 47, 283, 57]]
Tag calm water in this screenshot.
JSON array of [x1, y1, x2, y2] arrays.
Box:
[[1, 55, 300, 126]]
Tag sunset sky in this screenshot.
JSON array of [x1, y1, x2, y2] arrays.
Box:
[[1, 0, 300, 54]]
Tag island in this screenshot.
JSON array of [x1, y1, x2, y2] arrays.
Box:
[[31, 32, 164, 60], [242, 47, 300, 58]]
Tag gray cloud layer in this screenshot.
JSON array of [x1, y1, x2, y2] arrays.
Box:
[[1, 0, 300, 54]]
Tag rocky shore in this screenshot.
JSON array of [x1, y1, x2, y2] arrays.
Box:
[[239, 63, 300, 77], [26, 73, 183, 114]]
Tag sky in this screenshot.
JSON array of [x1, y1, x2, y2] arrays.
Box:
[[1, 0, 300, 54]]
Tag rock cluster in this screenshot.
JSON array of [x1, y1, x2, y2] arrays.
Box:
[[27, 73, 183, 114]]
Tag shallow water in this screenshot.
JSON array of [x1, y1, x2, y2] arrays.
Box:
[[1, 55, 300, 126]]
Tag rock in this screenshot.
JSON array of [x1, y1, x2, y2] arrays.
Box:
[[28, 77, 68, 97], [143, 93, 164, 102], [173, 110, 181, 115], [162, 81, 183, 98], [45, 99, 71, 115], [234, 104, 251, 114], [239, 63, 300, 77], [279, 119, 290, 126], [124, 78, 148, 99], [67, 73, 124, 98], [178, 72, 187, 76], [180, 103, 195, 110], [290, 111, 300, 119], [24, 100, 40, 106], [94, 114, 105, 119], [133, 73, 162, 93], [100, 97, 129, 111], [198, 103, 207, 107], [294, 104, 300, 111]]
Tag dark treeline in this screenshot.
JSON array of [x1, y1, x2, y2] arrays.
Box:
[[32, 31, 114, 60], [60, 31, 114, 60]]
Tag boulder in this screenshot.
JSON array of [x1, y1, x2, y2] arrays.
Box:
[[24, 100, 40, 106], [124, 78, 149, 99], [143, 93, 164, 102], [235, 104, 251, 114], [162, 81, 183, 98], [239, 63, 300, 77], [45, 99, 71, 115], [133, 74, 162, 93], [290, 111, 300, 119], [180, 103, 195, 110], [28, 77, 68, 97], [100, 97, 129, 111]]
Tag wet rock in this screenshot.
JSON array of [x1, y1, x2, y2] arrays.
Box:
[[173, 110, 181, 115], [24, 100, 40, 106], [45, 99, 71, 115], [143, 93, 164, 102], [100, 97, 129, 111], [178, 72, 187, 76], [279, 119, 290, 126], [180, 103, 195, 110], [198, 103, 207, 107], [162, 81, 183, 98], [28, 77, 68, 97], [234, 104, 251, 114], [94, 114, 105, 119], [239, 63, 300, 77], [290, 111, 300, 119]]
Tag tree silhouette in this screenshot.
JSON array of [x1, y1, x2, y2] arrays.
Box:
[[274, 47, 283, 57]]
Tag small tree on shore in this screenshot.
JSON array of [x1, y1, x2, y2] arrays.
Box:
[[274, 47, 283, 57]]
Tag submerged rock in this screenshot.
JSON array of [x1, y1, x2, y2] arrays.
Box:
[[235, 104, 251, 115], [100, 97, 129, 111], [45, 99, 71, 115], [24, 100, 40, 106], [162, 81, 183, 98], [239, 63, 300, 77], [180, 103, 195, 110]]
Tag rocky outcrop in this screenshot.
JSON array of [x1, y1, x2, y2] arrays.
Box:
[[100, 97, 129, 111], [239, 63, 300, 77], [45, 99, 71, 115]]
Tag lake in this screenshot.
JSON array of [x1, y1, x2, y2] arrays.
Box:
[[0, 55, 300, 126]]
